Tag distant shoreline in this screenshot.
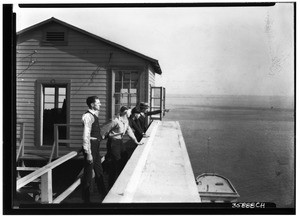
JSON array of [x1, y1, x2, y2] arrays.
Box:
[[166, 93, 294, 98], [164, 94, 294, 110]]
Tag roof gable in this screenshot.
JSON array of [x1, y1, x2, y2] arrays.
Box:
[[17, 17, 162, 74]]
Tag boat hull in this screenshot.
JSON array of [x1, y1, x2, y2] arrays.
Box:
[[196, 173, 239, 202]]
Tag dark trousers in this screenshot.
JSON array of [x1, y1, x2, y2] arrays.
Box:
[[82, 140, 107, 203], [108, 138, 128, 189]]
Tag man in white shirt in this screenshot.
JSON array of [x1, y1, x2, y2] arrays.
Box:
[[101, 106, 143, 188], [81, 96, 107, 203]]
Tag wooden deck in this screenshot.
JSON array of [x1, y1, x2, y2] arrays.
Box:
[[103, 120, 201, 203]]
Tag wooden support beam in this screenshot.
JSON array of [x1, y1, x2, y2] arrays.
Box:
[[41, 171, 53, 203], [21, 123, 25, 157], [16, 123, 25, 162], [54, 124, 59, 158], [48, 141, 56, 164], [17, 167, 40, 171]]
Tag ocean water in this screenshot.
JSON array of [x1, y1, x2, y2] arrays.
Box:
[[164, 94, 294, 208]]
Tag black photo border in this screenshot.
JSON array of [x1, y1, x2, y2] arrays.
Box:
[[2, 2, 296, 215]]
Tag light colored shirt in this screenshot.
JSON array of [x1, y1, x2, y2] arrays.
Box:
[[102, 115, 138, 143], [81, 109, 98, 155]]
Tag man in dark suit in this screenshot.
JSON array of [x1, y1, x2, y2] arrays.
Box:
[[128, 107, 146, 142], [137, 102, 169, 132]]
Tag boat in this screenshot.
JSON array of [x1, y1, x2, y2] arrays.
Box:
[[196, 173, 240, 202]]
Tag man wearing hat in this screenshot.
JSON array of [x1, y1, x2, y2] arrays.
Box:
[[128, 107, 146, 142], [101, 106, 143, 188], [137, 102, 164, 133]]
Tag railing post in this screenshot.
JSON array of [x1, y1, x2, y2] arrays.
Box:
[[21, 123, 25, 157], [40, 171, 53, 203], [54, 124, 59, 158], [160, 87, 163, 120], [16, 123, 26, 162]]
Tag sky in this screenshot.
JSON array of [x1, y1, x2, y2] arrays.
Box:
[[13, 2, 294, 96]]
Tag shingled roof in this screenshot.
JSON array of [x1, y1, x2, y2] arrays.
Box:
[[17, 17, 162, 74]]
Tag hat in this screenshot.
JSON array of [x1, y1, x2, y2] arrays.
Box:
[[139, 102, 149, 109], [120, 106, 128, 113], [131, 107, 141, 114]]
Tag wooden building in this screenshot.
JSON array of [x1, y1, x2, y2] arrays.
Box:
[[16, 17, 165, 151]]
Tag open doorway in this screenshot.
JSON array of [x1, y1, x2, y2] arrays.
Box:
[[42, 85, 67, 146]]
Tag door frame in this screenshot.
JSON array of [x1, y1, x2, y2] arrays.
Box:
[[150, 86, 166, 121], [35, 79, 70, 147]]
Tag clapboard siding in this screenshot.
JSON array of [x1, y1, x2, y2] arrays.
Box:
[[17, 60, 108, 66], [16, 107, 35, 111], [17, 25, 109, 147], [18, 51, 133, 57], [149, 66, 156, 87], [148, 66, 156, 102], [17, 74, 107, 80], [16, 94, 35, 99], [17, 86, 35, 91], [17, 67, 109, 72], [16, 89, 35, 95], [16, 109, 34, 115], [17, 71, 106, 77], [18, 52, 145, 60], [16, 81, 35, 86], [18, 27, 146, 67], [137, 67, 146, 102], [18, 48, 122, 54], [16, 101, 34, 106], [17, 19, 160, 148]]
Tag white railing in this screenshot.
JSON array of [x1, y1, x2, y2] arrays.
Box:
[[16, 122, 25, 162], [17, 151, 79, 203]]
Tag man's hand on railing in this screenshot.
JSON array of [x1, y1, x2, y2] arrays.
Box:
[[87, 154, 93, 164], [137, 141, 144, 146], [143, 133, 149, 138]]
